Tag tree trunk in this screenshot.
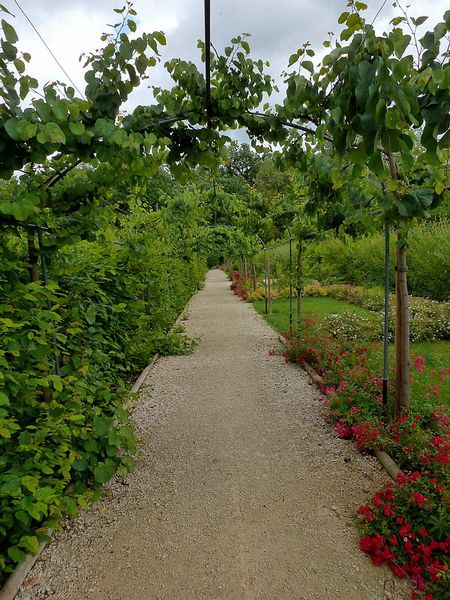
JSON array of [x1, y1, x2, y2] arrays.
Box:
[[386, 153, 411, 419], [267, 255, 272, 315], [252, 263, 257, 291], [394, 240, 410, 417]]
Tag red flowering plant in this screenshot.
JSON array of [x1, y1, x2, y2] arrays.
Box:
[[280, 323, 449, 598], [358, 472, 449, 599], [229, 271, 249, 300]]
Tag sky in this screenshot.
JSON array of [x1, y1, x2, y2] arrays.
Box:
[[2, 0, 448, 125]]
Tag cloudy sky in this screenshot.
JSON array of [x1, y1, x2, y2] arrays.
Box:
[[2, 0, 448, 117]]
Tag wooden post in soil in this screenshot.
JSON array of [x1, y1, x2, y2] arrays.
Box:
[[387, 153, 410, 418], [267, 253, 272, 315]]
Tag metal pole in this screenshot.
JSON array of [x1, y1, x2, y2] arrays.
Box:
[[289, 237, 293, 335], [296, 238, 302, 333], [383, 225, 390, 408], [204, 0, 211, 125], [267, 253, 272, 315]]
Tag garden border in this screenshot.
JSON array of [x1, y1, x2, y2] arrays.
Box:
[[276, 335, 403, 482], [0, 355, 161, 600], [0, 291, 197, 599]]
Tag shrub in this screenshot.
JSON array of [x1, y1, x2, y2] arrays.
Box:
[[280, 326, 450, 600], [0, 212, 206, 582], [302, 221, 450, 301], [304, 284, 449, 342]]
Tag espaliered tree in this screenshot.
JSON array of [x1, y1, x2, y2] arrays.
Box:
[[1, 0, 449, 580], [277, 1, 450, 418]]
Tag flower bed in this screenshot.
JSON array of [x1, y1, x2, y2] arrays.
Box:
[[281, 330, 449, 599], [304, 283, 450, 342]]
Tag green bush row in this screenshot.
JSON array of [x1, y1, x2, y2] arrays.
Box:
[[0, 209, 206, 581], [302, 220, 450, 301]]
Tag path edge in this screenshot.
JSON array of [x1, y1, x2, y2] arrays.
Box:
[[276, 335, 403, 482], [0, 296, 196, 600]]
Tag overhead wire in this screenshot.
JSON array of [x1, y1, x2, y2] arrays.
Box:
[[370, 0, 389, 28], [14, 0, 85, 99]]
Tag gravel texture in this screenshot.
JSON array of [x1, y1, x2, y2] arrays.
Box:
[[16, 269, 410, 600]]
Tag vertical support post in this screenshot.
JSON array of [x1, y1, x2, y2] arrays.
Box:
[[37, 228, 62, 380], [382, 225, 390, 408], [252, 262, 257, 291], [27, 228, 39, 283], [289, 237, 293, 335], [267, 253, 272, 315], [204, 0, 211, 125], [263, 248, 268, 315], [296, 238, 302, 333]]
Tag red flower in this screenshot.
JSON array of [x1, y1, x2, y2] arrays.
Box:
[[412, 492, 427, 505], [415, 355, 426, 373]]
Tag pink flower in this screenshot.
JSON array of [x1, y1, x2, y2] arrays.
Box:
[[415, 355, 426, 373]]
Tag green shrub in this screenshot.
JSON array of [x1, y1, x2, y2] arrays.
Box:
[[303, 220, 450, 301], [0, 209, 206, 581]]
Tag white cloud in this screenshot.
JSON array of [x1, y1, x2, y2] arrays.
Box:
[[2, 0, 448, 114]]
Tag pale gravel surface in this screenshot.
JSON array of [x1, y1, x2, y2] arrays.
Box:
[[16, 269, 411, 600]]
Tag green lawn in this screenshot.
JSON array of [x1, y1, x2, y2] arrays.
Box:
[[254, 297, 449, 409], [253, 296, 369, 333]]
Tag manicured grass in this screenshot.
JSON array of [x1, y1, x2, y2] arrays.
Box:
[[253, 296, 370, 333], [254, 297, 450, 409]]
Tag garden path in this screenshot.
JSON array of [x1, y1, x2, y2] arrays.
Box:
[[17, 270, 409, 600]]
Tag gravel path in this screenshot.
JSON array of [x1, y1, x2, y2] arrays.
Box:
[[16, 270, 410, 600]]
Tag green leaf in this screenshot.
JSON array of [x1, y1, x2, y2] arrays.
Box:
[[1, 18, 18, 43], [127, 19, 136, 32], [301, 60, 314, 74], [86, 305, 96, 324], [0, 391, 9, 406], [412, 16, 428, 26], [385, 109, 400, 129], [368, 152, 385, 178], [119, 41, 132, 60], [37, 122, 66, 144], [69, 122, 85, 136], [155, 31, 166, 46], [5, 118, 37, 141], [135, 53, 148, 75], [93, 415, 110, 437], [7, 546, 26, 563], [48, 375, 63, 392], [20, 535, 40, 555], [445, 10, 450, 28], [93, 461, 115, 484], [94, 118, 116, 141]]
